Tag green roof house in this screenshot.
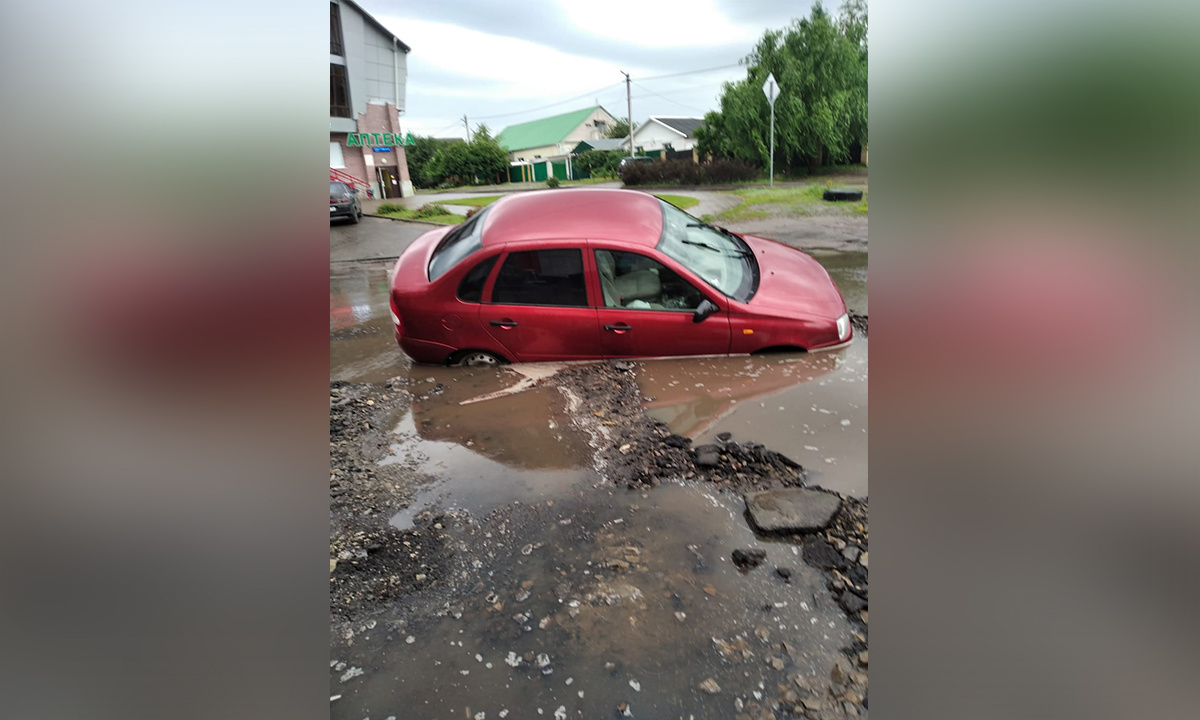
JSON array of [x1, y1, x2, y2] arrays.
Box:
[[496, 106, 618, 162]]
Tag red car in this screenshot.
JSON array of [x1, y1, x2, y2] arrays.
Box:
[[389, 189, 851, 366]]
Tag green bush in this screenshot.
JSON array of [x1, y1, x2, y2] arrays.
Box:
[[410, 203, 450, 219], [546, 176, 561, 188], [376, 202, 406, 214]]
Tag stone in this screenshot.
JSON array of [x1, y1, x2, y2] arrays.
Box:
[[857, 651, 868, 667], [744, 488, 842, 534], [803, 539, 849, 570], [694, 444, 721, 467], [716, 431, 733, 443], [838, 591, 867, 615], [841, 546, 861, 563], [698, 677, 721, 694], [731, 548, 767, 570], [769, 656, 785, 670], [775, 566, 793, 582], [859, 551, 868, 569]]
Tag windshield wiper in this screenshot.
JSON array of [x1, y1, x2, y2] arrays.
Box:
[[688, 222, 752, 254], [681, 237, 721, 253]]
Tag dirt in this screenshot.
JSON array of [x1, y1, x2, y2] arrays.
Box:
[[329, 361, 868, 717], [329, 379, 455, 626], [850, 312, 868, 336]]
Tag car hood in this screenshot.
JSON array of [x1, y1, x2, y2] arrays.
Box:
[[740, 234, 847, 320]]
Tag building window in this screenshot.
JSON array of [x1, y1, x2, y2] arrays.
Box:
[[330, 3, 344, 56], [331, 64, 351, 118]]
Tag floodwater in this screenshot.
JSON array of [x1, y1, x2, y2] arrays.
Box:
[[329, 252, 867, 715], [330, 252, 868, 498]]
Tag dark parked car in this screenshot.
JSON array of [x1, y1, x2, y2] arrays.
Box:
[[618, 155, 655, 169], [389, 189, 851, 366], [330, 181, 362, 223]]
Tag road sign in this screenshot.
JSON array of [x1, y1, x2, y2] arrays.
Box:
[[762, 73, 780, 185], [762, 73, 779, 106]]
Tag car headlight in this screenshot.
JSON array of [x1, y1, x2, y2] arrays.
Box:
[[836, 313, 850, 341]]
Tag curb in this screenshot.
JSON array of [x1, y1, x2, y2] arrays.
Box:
[[364, 213, 453, 227]]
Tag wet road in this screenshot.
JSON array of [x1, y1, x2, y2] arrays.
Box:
[[329, 245, 868, 717], [331, 216, 434, 263]]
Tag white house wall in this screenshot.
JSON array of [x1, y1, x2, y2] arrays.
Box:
[[631, 121, 696, 152]]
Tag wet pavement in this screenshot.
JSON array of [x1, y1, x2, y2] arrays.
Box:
[[331, 216, 434, 263], [329, 248, 868, 717], [332, 483, 854, 719]]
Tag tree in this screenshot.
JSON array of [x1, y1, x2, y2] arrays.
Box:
[[405, 136, 455, 189], [467, 123, 509, 184], [574, 149, 623, 178], [694, 1, 867, 172], [605, 118, 631, 139], [423, 124, 509, 186]]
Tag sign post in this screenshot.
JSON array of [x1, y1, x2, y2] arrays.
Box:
[[762, 73, 779, 187]]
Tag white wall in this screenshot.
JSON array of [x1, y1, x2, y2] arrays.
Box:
[[631, 119, 696, 152], [561, 107, 618, 147]]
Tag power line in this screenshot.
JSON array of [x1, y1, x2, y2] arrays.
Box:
[[631, 81, 709, 114], [632, 78, 730, 101], [472, 81, 624, 120], [637, 63, 742, 82], [452, 63, 742, 129]]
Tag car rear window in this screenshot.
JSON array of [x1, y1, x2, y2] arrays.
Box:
[[428, 207, 491, 281], [330, 181, 349, 194], [491, 249, 588, 307], [456, 256, 497, 303]]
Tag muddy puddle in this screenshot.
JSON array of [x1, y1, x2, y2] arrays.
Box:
[[385, 366, 594, 530], [332, 484, 853, 719]]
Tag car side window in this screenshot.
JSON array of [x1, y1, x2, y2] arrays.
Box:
[[491, 249, 588, 307], [456, 256, 497, 303], [594, 249, 705, 311]]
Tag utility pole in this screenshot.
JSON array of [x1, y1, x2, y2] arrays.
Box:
[[621, 71, 633, 157], [463, 115, 471, 142]]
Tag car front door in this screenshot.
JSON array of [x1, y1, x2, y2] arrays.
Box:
[[480, 246, 601, 361], [590, 247, 731, 358]]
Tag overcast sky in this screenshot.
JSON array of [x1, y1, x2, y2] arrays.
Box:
[[357, 0, 818, 139]]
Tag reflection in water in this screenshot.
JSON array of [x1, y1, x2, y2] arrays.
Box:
[[639, 352, 841, 438], [384, 407, 588, 530], [637, 339, 867, 497], [407, 365, 590, 472]]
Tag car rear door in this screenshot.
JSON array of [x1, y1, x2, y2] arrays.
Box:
[[480, 246, 602, 361], [589, 245, 732, 359]]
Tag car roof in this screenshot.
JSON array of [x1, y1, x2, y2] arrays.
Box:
[[480, 188, 664, 247]]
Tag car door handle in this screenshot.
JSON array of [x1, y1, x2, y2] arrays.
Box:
[[604, 323, 633, 332], [489, 319, 518, 328]]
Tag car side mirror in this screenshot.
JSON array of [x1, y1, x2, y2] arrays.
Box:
[[693, 298, 719, 323]]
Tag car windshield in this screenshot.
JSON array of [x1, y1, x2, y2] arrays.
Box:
[[656, 200, 759, 302], [428, 206, 491, 281]]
